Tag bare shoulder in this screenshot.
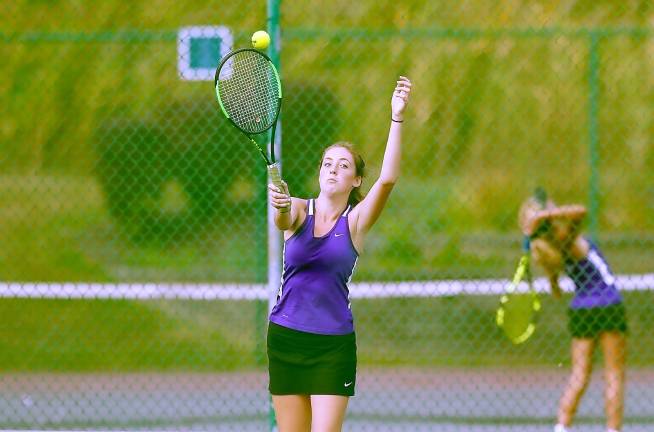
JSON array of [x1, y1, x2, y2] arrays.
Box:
[[569, 235, 590, 260], [347, 203, 365, 253], [290, 197, 307, 223], [291, 197, 307, 212], [347, 203, 362, 233], [284, 197, 308, 240]]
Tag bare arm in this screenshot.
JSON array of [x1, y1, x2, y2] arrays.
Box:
[[540, 204, 587, 223], [549, 273, 562, 299], [535, 204, 586, 233], [544, 204, 587, 239], [531, 238, 563, 299], [352, 76, 412, 235]]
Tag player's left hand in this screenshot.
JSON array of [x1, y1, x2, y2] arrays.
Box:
[[391, 76, 412, 121]]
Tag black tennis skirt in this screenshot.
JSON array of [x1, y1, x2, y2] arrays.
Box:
[[267, 322, 357, 396], [568, 303, 628, 339]]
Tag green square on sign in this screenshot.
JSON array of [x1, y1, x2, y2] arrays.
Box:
[[190, 37, 221, 69], [178, 26, 233, 81]]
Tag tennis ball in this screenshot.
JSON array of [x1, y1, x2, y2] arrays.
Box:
[[252, 30, 270, 50]]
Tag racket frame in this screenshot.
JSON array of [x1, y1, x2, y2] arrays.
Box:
[[496, 237, 542, 344], [214, 48, 287, 211]]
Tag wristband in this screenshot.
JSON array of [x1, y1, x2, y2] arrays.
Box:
[[391, 118, 404, 123]]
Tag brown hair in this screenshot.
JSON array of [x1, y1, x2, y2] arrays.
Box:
[[320, 141, 366, 207]]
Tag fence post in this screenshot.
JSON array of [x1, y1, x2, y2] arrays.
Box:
[[588, 30, 601, 241], [267, 3, 282, 432]]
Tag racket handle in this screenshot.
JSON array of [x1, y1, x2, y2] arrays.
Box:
[[268, 163, 290, 213]]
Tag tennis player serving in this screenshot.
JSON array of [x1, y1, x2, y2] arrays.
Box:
[[266, 76, 411, 431], [519, 192, 627, 432]]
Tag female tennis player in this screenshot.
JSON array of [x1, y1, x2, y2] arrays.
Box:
[[266, 76, 411, 432], [519, 193, 627, 432]]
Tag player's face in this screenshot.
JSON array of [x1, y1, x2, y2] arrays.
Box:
[[319, 146, 361, 194]]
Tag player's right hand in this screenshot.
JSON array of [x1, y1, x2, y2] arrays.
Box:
[[268, 182, 291, 212]]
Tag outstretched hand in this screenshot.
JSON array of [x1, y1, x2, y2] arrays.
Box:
[[391, 76, 412, 121]]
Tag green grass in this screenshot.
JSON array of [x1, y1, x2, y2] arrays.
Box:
[[1, 174, 651, 282], [2, 3, 654, 231], [356, 291, 654, 367], [0, 174, 268, 282], [0, 298, 265, 371], [3, 9, 654, 282], [0, 291, 651, 371]]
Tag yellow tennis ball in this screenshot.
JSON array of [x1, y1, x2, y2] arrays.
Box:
[[252, 30, 270, 50]]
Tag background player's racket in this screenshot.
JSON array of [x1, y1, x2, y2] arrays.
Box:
[[496, 237, 541, 344], [214, 48, 287, 209], [496, 188, 547, 344]]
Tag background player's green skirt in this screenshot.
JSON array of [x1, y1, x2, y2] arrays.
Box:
[[568, 303, 628, 338]]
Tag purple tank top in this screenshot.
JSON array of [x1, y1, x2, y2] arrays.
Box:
[[565, 239, 622, 309], [269, 199, 359, 335]]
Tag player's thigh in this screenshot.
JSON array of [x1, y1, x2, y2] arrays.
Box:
[[310, 395, 349, 432], [272, 394, 311, 432]]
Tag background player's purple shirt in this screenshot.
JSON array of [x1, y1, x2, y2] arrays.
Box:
[[565, 238, 622, 309]]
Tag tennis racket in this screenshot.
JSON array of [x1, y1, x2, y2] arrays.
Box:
[[496, 237, 541, 344], [213, 48, 287, 209]]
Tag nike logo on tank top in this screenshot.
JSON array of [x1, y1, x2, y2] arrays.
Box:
[[269, 199, 359, 335], [565, 238, 623, 309]]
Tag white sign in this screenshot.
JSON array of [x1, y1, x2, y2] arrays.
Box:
[[177, 26, 233, 81]]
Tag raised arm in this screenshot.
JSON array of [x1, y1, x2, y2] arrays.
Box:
[[521, 201, 587, 238], [351, 76, 412, 235], [539, 204, 587, 224]]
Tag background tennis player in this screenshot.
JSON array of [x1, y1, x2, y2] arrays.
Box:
[[519, 192, 628, 432]]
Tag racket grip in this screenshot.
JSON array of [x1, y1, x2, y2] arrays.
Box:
[[268, 163, 290, 213]]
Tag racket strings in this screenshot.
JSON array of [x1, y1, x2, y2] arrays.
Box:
[[217, 52, 280, 134], [496, 256, 540, 344]]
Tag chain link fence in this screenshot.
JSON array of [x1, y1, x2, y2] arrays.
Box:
[[1, 1, 653, 431]]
